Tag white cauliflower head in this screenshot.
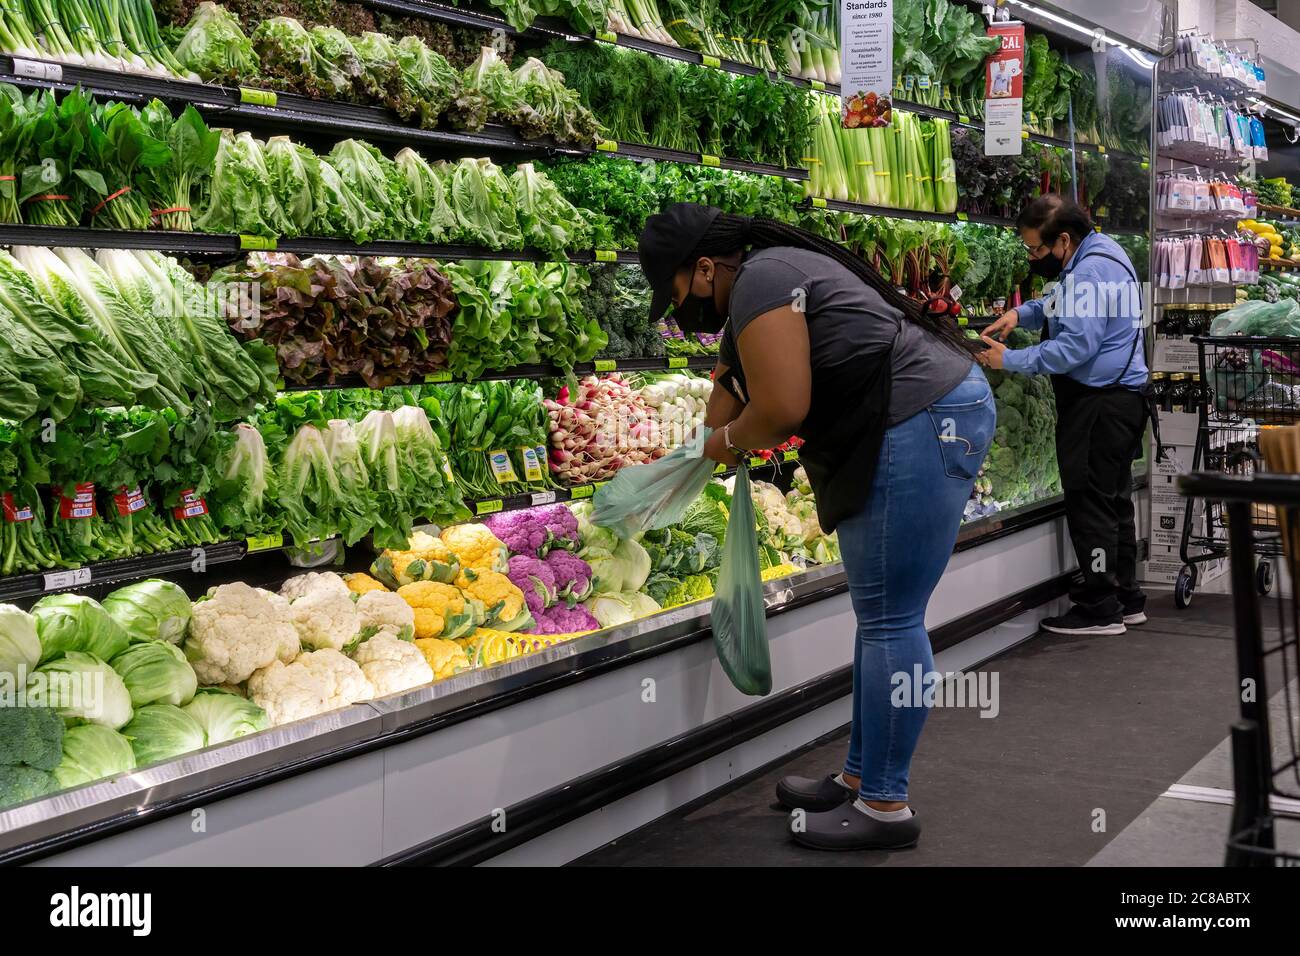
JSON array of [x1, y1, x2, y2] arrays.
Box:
[[355, 590, 415, 641], [289, 589, 361, 651], [248, 648, 373, 727], [185, 582, 300, 685], [255, 587, 292, 615], [279, 571, 350, 603], [352, 631, 433, 698]]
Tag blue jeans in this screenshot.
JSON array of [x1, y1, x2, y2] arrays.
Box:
[[840, 365, 995, 802]]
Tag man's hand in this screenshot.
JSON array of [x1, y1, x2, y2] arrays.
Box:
[[703, 427, 739, 466], [984, 307, 1019, 342], [978, 335, 1007, 370]]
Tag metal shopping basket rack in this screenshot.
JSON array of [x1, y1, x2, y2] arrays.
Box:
[[1178, 472, 1300, 865], [1173, 337, 1297, 608]]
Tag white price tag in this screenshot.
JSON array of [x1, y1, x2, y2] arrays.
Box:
[[43, 567, 91, 591], [530, 491, 557, 506], [11, 58, 63, 82]]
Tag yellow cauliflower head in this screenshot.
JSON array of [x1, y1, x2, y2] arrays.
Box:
[[398, 581, 479, 640], [414, 637, 472, 681], [455, 568, 532, 631], [440, 524, 509, 574], [344, 572, 389, 595], [370, 530, 461, 589]]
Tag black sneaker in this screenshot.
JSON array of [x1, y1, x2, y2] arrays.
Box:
[[791, 802, 922, 851], [1121, 594, 1147, 626], [1041, 605, 1126, 637]]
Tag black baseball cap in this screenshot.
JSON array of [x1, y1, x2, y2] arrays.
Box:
[[639, 203, 722, 323]]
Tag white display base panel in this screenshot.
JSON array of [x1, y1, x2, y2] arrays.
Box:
[[35, 514, 1072, 867]]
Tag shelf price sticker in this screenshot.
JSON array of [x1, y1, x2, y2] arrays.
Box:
[[424, 370, 453, 383], [475, 498, 504, 515], [246, 532, 285, 553], [1140, 161, 1150, 170], [748, 455, 767, 469], [11, 58, 63, 82], [713, 462, 727, 475], [593, 359, 617, 372], [43, 567, 92, 592], [239, 87, 278, 107], [956, 212, 969, 221], [702, 55, 721, 69], [487, 449, 518, 484], [958, 114, 971, 124], [811, 197, 828, 208], [239, 234, 277, 251], [783, 449, 799, 462], [700, 154, 721, 167], [1096, 144, 1106, 154], [530, 491, 557, 506], [520, 446, 545, 482], [810, 79, 826, 91], [596, 140, 619, 152], [596, 31, 618, 43], [594, 249, 618, 262], [667, 356, 688, 368], [569, 484, 595, 499]]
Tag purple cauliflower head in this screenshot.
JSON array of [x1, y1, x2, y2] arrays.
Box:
[[529, 602, 601, 635], [507, 553, 558, 615], [536, 504, 579, 553], [543, 550, 593, 603], [483, 511, 547, 556]]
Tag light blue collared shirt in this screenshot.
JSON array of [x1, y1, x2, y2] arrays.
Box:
[[1003, 232, 1149, 389]]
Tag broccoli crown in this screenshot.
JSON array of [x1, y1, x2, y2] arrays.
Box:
[[0, 706, 65, 772], [0, 765, 58, 808]]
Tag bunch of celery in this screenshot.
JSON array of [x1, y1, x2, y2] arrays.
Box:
[[804, 97, 956, 214]]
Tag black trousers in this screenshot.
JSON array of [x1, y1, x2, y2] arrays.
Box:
[[1054, 379, 1147, 617]]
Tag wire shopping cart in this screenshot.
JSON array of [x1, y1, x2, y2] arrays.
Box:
[[1173, 336, 1297, 608], [1179, 471, 1300, 866]]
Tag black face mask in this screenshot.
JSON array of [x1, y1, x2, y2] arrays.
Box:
[[672, 263, 734, 334], [1028, 243, 1066, 280]]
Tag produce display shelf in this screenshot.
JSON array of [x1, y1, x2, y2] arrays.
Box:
[[0, 542, 248, 604], [1259, 204, 1300, 221], [282, 354, 719, 391], [0, 223, 638, 263], [1261, 257, 1300, 270], [804, 198, 1017, 228]]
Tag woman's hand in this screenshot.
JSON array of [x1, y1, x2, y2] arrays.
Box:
[[984, 307, 1019, 342], [704, 427, 739, 466], [978, 335, 1006, 369]]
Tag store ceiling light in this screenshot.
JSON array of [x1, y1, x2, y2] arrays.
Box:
[[1002, 0, 1155, 65]]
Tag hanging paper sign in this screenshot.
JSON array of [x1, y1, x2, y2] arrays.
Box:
[[983, 22, 1024, 156], [839, 0, 893, 128]]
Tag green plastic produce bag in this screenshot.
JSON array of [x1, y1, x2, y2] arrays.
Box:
[[591, 428, 718, 537], [712, 465, 771, 696]]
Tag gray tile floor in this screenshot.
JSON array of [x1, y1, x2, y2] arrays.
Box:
[[575, 593, 1288, 866]]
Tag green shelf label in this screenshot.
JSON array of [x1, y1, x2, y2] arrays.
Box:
[[810, 79, 826, 91], [593, 359, 617, 372], [1096, 145, 1107, 154], [667, 356, 688, 368], [596, 31, 617, 43], [700, 154, 721, 167], [811, 197, 828, 208], [594, 249, 618, 262], [702, 55, 721, 68], [782, 450, 798, 462], [239, 234, 277, 250], [956, 212, 968, 221], [475, 498, 504, 515], [1140, 161, 1150, 170], [957, 316, 969, 327], [748, 456, 766, 469], [424, 370, 453, 383], [239, 87, 278, 107], [246, 532, 284, 553], [595, 140, 618, 152], [569, 484, 595, 499], [958, 114, 971, 124], [714, 463, 727, 475]]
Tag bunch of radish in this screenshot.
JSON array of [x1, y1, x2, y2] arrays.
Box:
[[545, 375, 667, 484]]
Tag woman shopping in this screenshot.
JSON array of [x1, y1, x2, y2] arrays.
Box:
[[981, 194, 1149, 636], [638, 204, 996, 851]]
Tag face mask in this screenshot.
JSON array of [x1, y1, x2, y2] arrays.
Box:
[[1028, 241, 1067, 280], [672, 262, 734, 334]]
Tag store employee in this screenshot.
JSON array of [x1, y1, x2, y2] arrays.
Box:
[[981, 194, 1150, 637]]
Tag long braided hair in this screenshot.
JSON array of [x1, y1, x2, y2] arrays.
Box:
[[686, 212, 980, 358]]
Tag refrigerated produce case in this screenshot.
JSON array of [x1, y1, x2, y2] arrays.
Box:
[[0, 0, 1159, 864]]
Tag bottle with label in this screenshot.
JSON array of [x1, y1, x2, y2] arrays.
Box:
[[1150, 372, 1167, 411], [1190, 373, 1205, 411], [1169, 373, 1190, 412]]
